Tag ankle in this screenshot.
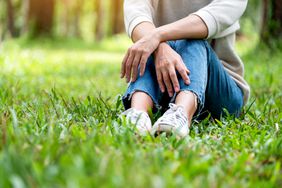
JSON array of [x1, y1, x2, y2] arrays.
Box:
[[175, 91, 198, 121], [131, 91, 153, 113]]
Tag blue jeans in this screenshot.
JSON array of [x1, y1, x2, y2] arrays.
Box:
[[122, 40, 244, 119]]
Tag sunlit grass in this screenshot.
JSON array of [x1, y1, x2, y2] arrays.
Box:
[[0, 36, 281, 187], [0, 37, 128, 97]]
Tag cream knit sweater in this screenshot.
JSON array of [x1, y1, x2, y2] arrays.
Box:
[[124, 0, 250, 104]]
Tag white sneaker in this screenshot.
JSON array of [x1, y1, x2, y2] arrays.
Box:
[[151, 103, 190, 138], [121, 108, 152, 136]]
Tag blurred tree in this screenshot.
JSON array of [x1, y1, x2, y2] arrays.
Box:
[[95, 0, 105, 41], [261, 0, 282, 43], [24, 0, 55, 36], [0, 0, 4, 40], [62, 0, 83, 37], [73, 0, 83, 37], [111, 0, 124, 35], [62, 0, 71, 36], [7, 0, 16, 37]]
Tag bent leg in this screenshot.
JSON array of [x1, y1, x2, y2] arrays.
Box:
[[202, 46, 244, 119], [122, 56, 161, 112], [171, 39, 208, 114], [172, 39, 243, 119]]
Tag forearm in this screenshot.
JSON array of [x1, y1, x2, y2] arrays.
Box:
[[131, 22, 156, 42], [132, 22, 170, 58], [155, 15, 208, 42]]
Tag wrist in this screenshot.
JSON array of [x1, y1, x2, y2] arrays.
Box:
[[154, 42, 168, 56], [154, 27, 165, 42], [152, 27, 164, 43]]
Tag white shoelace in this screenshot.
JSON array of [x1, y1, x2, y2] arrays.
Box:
[[157, 103, 188, 128]]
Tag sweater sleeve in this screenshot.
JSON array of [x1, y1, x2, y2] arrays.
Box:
[[124, 0, 155, 38], [193, 0, 248, 39]]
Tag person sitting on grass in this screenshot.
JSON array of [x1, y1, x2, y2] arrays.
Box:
[[121, 0, 250, 138]]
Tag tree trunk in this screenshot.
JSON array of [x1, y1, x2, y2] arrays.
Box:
[[62, 0, 71, 36], [26, 0, 55, 36], [7, 0, 16, 37], [261, 0, 282, 43], [95, 0, 105, 41], [272, 0, 282, 36], [73, 0, 83, 37], [112, 0, 124, 35]]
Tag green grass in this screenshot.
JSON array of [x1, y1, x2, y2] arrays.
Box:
[[0, 36, 281, 188]]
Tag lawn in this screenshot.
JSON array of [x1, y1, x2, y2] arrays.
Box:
[[0, 36, 281, 188]]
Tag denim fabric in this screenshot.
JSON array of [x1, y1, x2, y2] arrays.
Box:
[[122, 40, 244, 119]]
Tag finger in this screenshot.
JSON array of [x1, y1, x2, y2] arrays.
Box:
[[125, 53, 134, 83], [185, 67, 190, 75], [163, 71, 174, 97], [169, 67, 180, 93], [139, 53, 149, 76], [176, 63, 190, 85], [131, 53, 142, 82], [121, 51, 129, 78], [156, 69, 165, 93]]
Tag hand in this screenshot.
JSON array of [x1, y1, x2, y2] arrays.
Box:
[[121, 31, 161, 83], [154, 42, 190, 97]]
